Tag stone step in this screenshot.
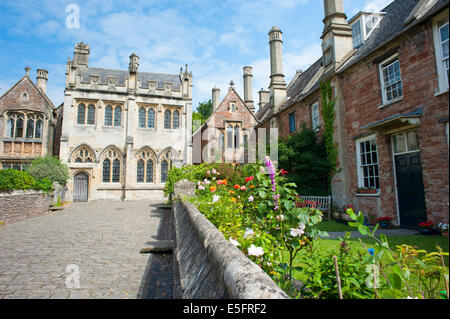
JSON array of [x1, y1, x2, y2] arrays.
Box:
[[140, 240, 174, 254]]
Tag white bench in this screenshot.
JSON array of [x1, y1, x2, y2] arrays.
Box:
[[300, 195, 332, 220]]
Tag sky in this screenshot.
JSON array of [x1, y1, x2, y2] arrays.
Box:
[[0, 0, 393, 111]]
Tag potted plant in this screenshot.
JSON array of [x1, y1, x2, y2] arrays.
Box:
[[357, 187, 378, 194], [377, 217, 393, 228], [438, 223, 449, 237], [418, 221, 436, 235]]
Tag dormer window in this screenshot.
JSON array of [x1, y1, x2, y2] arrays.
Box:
[[350, 13, 383, 49]]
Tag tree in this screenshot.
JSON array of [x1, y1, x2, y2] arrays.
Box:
[[196, 99, 213, 121], [26, 156, 69, 185]]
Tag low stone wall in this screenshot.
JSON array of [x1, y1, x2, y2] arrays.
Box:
[[0, 190, 50, 224], [172, 180, 288, 299]]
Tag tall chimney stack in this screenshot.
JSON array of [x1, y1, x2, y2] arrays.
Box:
[[258, 88, 270, 109], [268, 26, 287, 111], [243, 66, 255, 112], [36, 69, 48, 94], [212, 86, 220, 111], [73, 42, 90, 71]]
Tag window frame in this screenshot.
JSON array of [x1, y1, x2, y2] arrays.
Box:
[[288, 111, 296, 133], [355, 135, 380, 190], [379, 55, 403, 105], [432, 13, 449, 93], [311, 102, 320, 131]]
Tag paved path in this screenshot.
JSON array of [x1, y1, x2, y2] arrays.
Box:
[[326, 228, 419, 239], [0, 200, 174, 299]]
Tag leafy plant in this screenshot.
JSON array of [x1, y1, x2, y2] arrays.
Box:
[[0, 169, 52, 193], [26, 156, 69, 185]]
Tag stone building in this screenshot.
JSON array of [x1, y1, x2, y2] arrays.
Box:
[[255, 0, 449, 227], [0, 67, 60, 170], [59, 42, 193, 202], [192, 67, 259, 164]]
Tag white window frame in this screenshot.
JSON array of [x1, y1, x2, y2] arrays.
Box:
[[352, 19, 363, 48], [355, 135, 380, 190], [350, 14, 383, 49], [432, 11, 449, 94], [379, 54, 403, 105], [311, 102, 320, 131]]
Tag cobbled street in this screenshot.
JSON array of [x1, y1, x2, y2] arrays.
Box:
[[0, 201, 174, 299]]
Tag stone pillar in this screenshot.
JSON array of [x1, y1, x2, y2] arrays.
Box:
[[173, 179, 195, 200], [212, 86, 220, 111], [268, 26, 287, 112], [243, 66, 254, 112]]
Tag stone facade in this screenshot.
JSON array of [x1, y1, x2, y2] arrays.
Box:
[[193, 78, 259, 164], [255, 0, 449, 226], [0, 190, 50, 224], [59, 42, 193, 202], [0, 67, 60, 170]]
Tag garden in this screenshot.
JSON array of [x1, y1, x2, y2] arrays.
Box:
[[164, 159, 449, 299]]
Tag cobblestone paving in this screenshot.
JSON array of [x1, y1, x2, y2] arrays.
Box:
[[0, 200, 174, 299]]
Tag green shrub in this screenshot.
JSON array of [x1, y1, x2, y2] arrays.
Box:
[[0, 169, 52, 193], [26, 156, 69, 185]]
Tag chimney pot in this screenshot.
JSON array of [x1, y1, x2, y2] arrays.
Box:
[[36, 69, 48, 94]]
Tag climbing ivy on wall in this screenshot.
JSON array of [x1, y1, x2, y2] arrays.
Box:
[[320, 80, 338, 190]]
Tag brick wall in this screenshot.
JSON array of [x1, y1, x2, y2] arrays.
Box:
[[0, 190, 50, 224]]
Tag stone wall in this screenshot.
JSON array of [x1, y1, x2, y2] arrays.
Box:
[[0, 190, 50, 224], [171, 180, 288, 299]]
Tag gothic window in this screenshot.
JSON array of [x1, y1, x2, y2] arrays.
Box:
[[173, 110, 180, 129], [102, 148, 121, 183], [148, 108, 155, 128], [244, 134, 248, 150], [35, 115, 43, 139], [164, 109, 171, 129], [87, 104, 95, 125], [6, 112, 43, 139], [234, 126, 240, 149], [161, 160, 168, 183], [71, 145, 95, 163], [6, 113, 15, 137], [227, 125, 233, 149], [136, 149, 156, 183], [139, 107, 146, 128], [77, 104, 86, 125], [16, 114, 24, 138], [114, 106, 122, 127], [219, 132, 224, 150], [105, 105, 113, 126], [26, 114, 35, 138]]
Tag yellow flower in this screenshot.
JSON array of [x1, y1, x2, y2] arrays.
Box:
[[231, 198, 237, 202]]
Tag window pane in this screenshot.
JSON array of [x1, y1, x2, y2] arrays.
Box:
[[105, 106, 113, 126], [139, 107, 146, 128], [148, 108, 155, 128], [161, 160, 168, 183], [234, 126, 240, 149], [146, 161, 154, 183], [219, 133, 224, 149], [35, 119, 43, 139], [77, 104, 85, 124], [112, 159, 120, 183], [26, 116, 35, 138], [227, 125, 233, 149], [244, 135, 248, 149], [173, 110, 179, 129], [407, 130, 419, 151], [137, 160, 144, 183], [7, 116, 15, 137], [164, 110, 171, 129], [16, 115, 24, 137], [114, 106, 122, 127], [103, 159, 111, 182], [87, 105, 95, 125], [394, 134, 407, 154]]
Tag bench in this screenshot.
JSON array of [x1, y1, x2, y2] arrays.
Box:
[[300, 195, 332, 220]]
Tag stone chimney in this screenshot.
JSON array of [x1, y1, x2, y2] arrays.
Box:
[[258, 88, 270, 109], [268, 26, 287, 112], [212, 86, 220, 111], [36, 69, 48, 94], [129, 53, 140, 73], [321, 0, 353, 69], [73, 42, 90, 71], [243, 66, 255, 112]]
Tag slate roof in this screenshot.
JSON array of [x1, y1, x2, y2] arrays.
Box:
[[255, 0, 449, 125], [80, 67, 182, 90]]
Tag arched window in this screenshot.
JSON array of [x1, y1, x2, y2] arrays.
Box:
[[102, 158, 111, 182], [234, 126, 240, 149], [139, 107, 146, 128], [164, 109, 171, 129], [161, 160, 169, 183], [105, 105, 113, 126], [244, 134, 248, 150], [35, 115, 43, 139], [219, 132, 224, 149], [87, 104, 95, 125], [136, 149, 156, 183], [6, 114, 15, 137], [173, 110, 180, 129], [227, 125, 233, 149], [16, 114, 24, 137], [26, 115, 35, 138], [77, 104, 86, 124], [102, 148, 121, 183], [71, 145, 95, 163], [148, 108, 155, 128], [114, 106, 122, 127]]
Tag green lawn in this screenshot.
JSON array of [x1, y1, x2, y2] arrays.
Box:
[[316, 219, 356, 232]]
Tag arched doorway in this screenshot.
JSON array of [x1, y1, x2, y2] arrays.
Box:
[[73, 172, 88, 202]]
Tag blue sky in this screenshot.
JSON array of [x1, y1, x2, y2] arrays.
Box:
[[0, 0, 392, 110]]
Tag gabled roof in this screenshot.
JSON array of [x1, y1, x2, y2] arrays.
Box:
[[0, 74, 56, 110]]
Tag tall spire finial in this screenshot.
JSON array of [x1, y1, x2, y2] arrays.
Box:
[[25, 66, 31, 76]]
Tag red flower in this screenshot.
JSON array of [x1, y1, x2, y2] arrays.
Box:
[[244, 176, 254, 183], [234, 184, 240, 189], [280, 169, 288, 176]]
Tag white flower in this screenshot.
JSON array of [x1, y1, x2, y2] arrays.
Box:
[[212, 195, 220, 203], [406, 296, 419, 299], [276, 215, 285, 221], [248, 195, 254, 202], [248, 244, 264, 257], [229, 238, 240, 247], [290, 223, 305, 237], [197, 181, 201, 186], [244, 228, 254, 239], [198, 185, 205, 190]]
